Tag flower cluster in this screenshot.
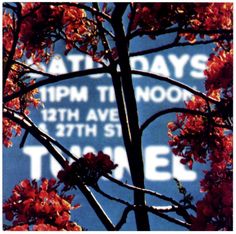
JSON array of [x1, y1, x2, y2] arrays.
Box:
[[190, 131, 233, 230], [3, 178, 81, 231], [205, 48, 233, 95], [168, 96, 211, 169], [191, 177, 232, 230], [168, 103, 232, 230], [3, 63, 40, 147], [58, 151, 117, 189], [168, 32, 233, 230], [131, 3, 232, 43], [182, 3, 233, 43], [19, 3, 98, 63], [131, 3, 196, 37]]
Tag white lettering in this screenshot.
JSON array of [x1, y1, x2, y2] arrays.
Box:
[[48, 55, 68, 74], [67, 54, 84, 71], [23, 146, 48, 180], [172, 155, 197, 181], [145, 146, 172, 181], [22, 145, 197, 182], [190, 54, 208, 79], [130, 56, 149, 78], [168, 54, 189, 79], [150, 55, 170, 77]]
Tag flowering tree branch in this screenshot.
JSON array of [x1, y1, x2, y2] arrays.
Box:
[[3, 3, 22, 89], [3, 107, 115, 230], [47, 2, 112, 22]]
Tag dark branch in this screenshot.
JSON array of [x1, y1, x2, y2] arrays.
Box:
[[140, 107, 209, 133], [131, 70, 219, 104], [4, 67, 108, 103], [115, 206, 133, 230], [213, 122, 233, 130], [19, 129, 29, 148], [21, 113, 79, 161], [126, 3, 137, 39], [105, 174, 188, 208], [111, 3, 150, 230], [93, 185, 132, 207], [130, 36, 232, 57], [129, 27, 233, 39], [94, 183, 191, 229], [147, 206, 191, 229], [3, 107, 66, 167]]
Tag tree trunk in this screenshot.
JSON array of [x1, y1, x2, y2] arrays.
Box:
[[111, 3, 150, 230]]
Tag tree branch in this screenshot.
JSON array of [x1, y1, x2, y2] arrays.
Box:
[[129, 27, 233, 39], [105, 174, 183, 207], [140, 107, 209, 133], [94, 183, 191, 229], [115, 206, 133, 230], [3, 67, 108, 103], [147, 206, 191, 229], [105, 174, 194, 222], [93, 185, 132, 207], [19, 129, 29, 148], [130, 36, 232, 57], [131, 69, 219, 104], [126, 3, 137, 39], [18, 112, 79, 161]]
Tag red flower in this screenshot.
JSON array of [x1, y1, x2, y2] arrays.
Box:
[[3, 178, 81, 231], [58, 151, 117, 188]]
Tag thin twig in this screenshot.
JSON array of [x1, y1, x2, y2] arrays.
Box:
[[93, 185, 132, 207], [21, 113, 79, 161], [140, 107, 209, 133], [19, 129, 29, 148], [115, 206, 133, 230], [105, 174, 187, 208], [140, 107, 232, 133], [95, 183, 192, 229], [94, 183, 191, 228], [130, 36, 232, 57], [106, 173, 193, 223], [147, 206, 191, 229], [129, 27, 233, 39]]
